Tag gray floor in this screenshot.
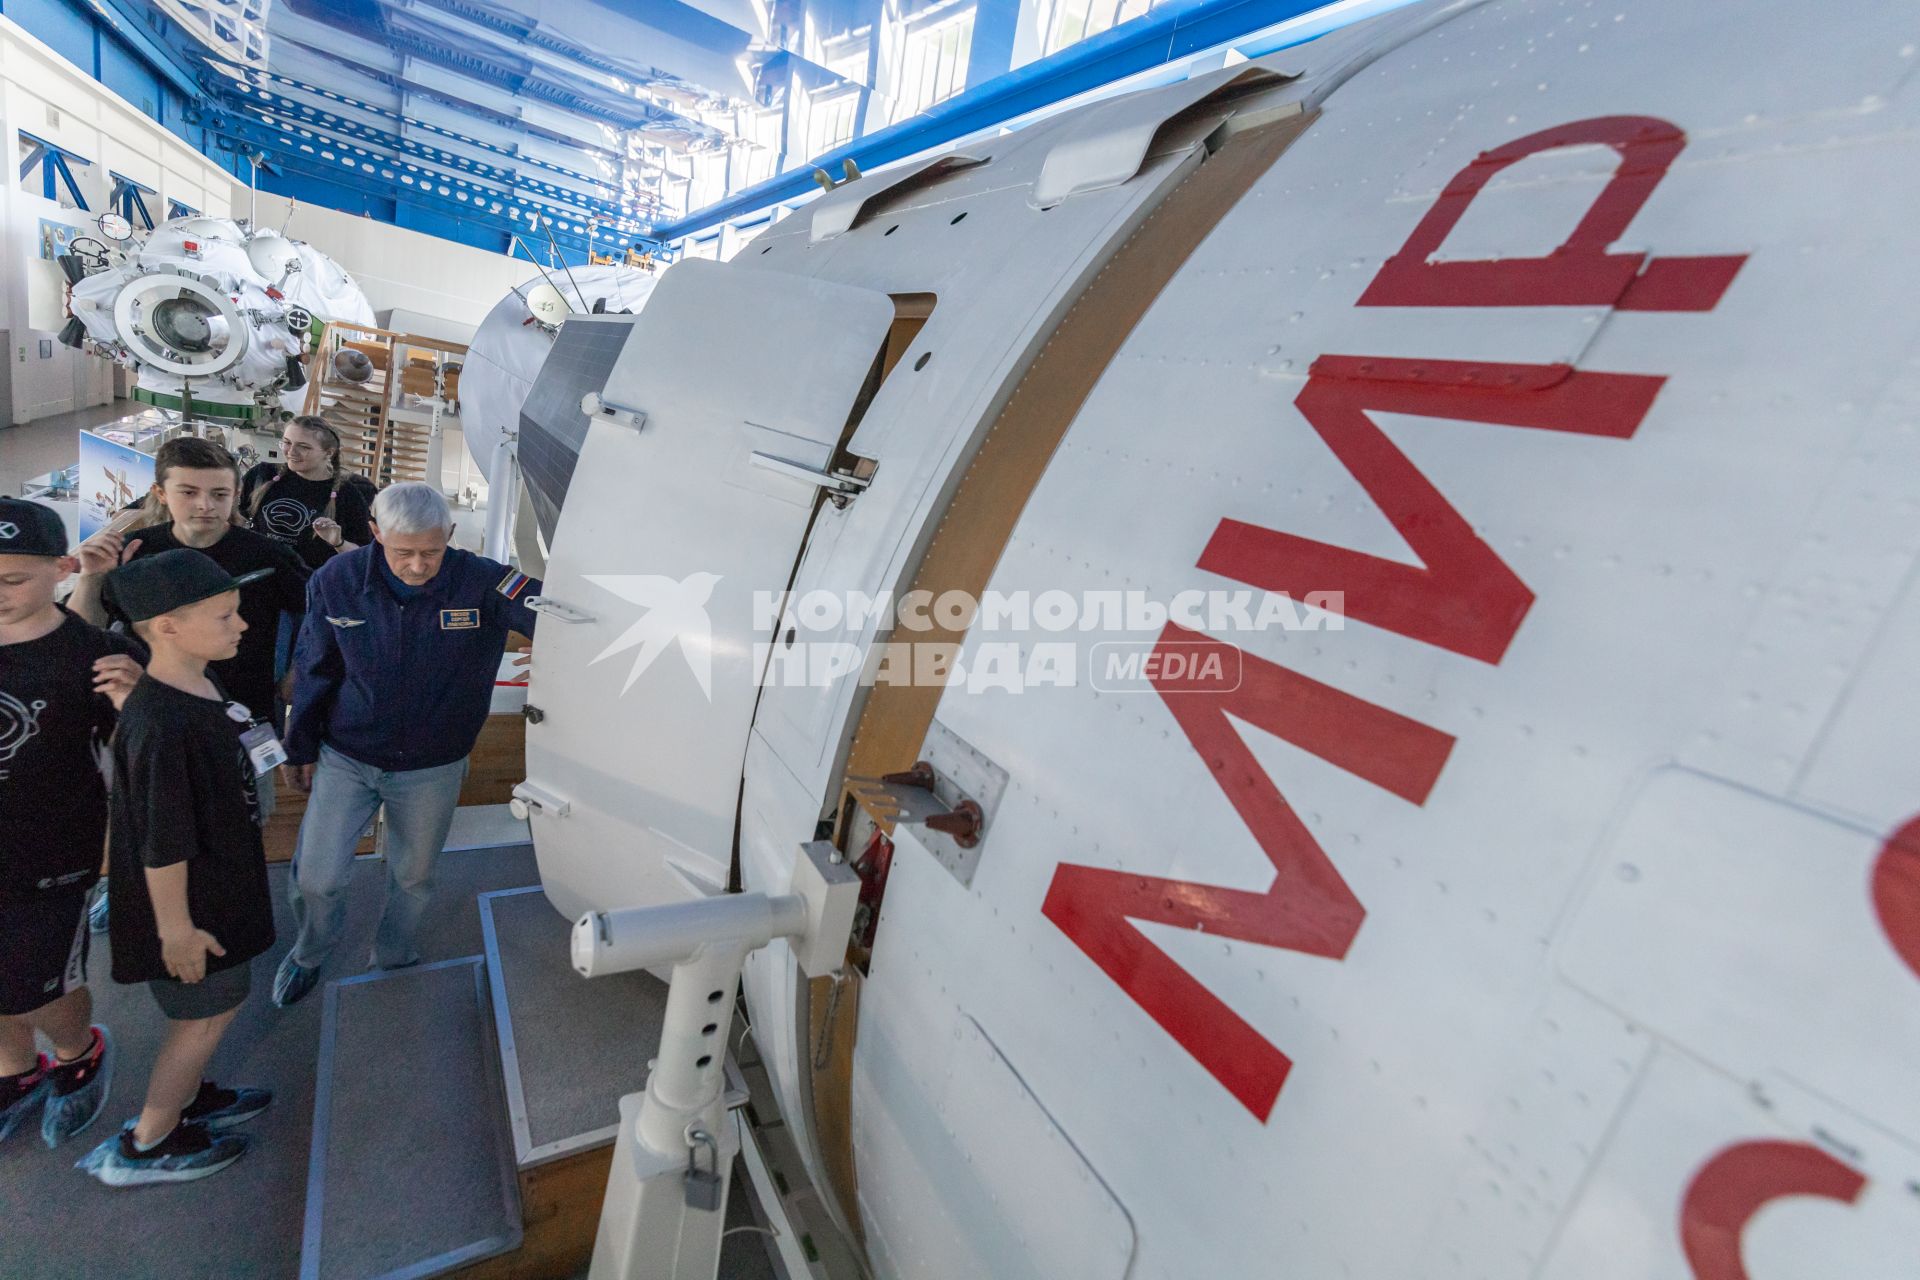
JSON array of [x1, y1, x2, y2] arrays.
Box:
[[482, 887, 669, 1159], [313, 959, 520, 1280], [0, 844, 541, 1280], [1, 401, 135, 494]]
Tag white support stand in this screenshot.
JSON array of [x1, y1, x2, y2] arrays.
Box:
[[573, 841, 860, 1280], [481, 436, 520, 564]]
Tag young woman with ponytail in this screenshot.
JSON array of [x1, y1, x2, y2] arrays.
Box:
[[237, 416, 373, 570]]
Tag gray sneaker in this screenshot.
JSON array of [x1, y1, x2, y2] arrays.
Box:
[[77, 1122, 248, 1187]]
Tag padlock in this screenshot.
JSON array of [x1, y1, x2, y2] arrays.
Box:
[[683, 1128, 723, 1213]]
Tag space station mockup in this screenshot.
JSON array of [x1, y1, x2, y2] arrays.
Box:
[[503, 0, 1920, 1276], [60, 213, 373, 421], [28, 0, 1920, 1275]]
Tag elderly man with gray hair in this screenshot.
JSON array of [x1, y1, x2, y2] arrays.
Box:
[[271, 482, 539, 1007]]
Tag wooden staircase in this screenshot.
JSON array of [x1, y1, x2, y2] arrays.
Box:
[[302, 321, 467, 489]]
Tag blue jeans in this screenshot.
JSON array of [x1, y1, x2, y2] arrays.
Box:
[[287, 744, 468, 969]]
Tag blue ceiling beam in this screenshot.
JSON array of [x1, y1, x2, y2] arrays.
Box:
[[197, 105, 639, 245], [648, 0, 1348, 242], [69, 0, 207, 99], [241, 67, 642, 195], [230, 91, 652, 220]]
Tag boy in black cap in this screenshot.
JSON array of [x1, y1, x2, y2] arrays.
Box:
[[0, 498, 142, 1149], [78, 550, 277, 1186]]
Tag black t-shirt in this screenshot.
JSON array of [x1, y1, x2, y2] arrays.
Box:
[[239, 463, 374, 570], [111, 524, 310, 719], [0, 609, 143, 902], [106, 674, 274, 984]]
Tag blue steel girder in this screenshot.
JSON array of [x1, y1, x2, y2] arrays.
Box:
[[406, 0, 739, 85], [167, 198, 200, 218], [229, 91, 655, 220], [198, 107, 651, 240], [246, 68, 634, 191], [109, 171, 159, 228], [268, 39, 619, 159], [17, 132, 92, 209], [377, 23, 719, 139]]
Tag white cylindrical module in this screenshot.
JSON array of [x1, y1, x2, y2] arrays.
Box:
[[569, 892, 809, 979]]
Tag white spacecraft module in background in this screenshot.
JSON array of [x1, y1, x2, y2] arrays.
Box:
[[64, 214, 375, 421], [459, 264, 660, 561]]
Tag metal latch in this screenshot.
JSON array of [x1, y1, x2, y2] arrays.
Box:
[[848, 760, 984, 846], [748, 452, 872, 507], [509, 780, 571, 821], [525, 596, 594, 624], [578, 391, 646, 430], [683, 1127, 723, 1212], [846, 721, 1007, 887]]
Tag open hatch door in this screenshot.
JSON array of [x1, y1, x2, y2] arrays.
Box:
[[522, 259, 897, 919]]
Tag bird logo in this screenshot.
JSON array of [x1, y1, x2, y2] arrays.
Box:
[[584, 573, 722, 699]]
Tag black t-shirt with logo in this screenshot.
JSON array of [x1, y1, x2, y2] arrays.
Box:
[[111, 523, 310, 719], [239, 463, 374, 570], [106, 674, 274, 984], [0, 609, 144, 903]]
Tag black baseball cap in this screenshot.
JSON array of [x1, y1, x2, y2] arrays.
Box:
[[0, 498, 69, 558], [107, 549, 272, 623]]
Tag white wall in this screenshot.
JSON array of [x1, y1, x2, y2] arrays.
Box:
[[0, 16, 234, 425], [243, 191, 546, 335]]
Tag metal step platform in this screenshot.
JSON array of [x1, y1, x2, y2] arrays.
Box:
[[302, 957, 524, 1280], [477, 886, 671, 1168]]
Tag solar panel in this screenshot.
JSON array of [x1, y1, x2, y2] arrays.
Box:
[[517, 314, 636, 541]]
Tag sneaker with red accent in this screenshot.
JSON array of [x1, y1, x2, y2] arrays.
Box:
[[0, 1058, 50, 1144], [41, 1025, 113, 1147], [180, 1079, 271, 1131]]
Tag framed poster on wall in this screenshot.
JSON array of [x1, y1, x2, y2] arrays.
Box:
[[77, 430, 154, 539], [37, 218, 75, 260]]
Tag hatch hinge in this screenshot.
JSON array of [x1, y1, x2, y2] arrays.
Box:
[[748, 452, 873, 507]]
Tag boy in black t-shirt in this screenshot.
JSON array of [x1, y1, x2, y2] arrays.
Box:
[[69, 437, 309, 731], [0, 500, 141, 1149], [79, 550, 277, 1187]]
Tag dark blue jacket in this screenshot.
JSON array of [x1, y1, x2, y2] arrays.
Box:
[[286, 545, 539, 771]]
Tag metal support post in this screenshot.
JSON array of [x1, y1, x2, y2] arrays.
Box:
[[481, 436, 520, 562], [573, 843, 859, 1280]]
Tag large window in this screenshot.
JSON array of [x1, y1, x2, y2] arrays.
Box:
[[1039, 0, 1153, 58], [888, 5, 975, 124], [806, 88, 862, 160]]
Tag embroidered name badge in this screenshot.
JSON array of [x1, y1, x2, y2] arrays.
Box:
[[441, 607, 480, 630], [497, 569, 531, 601]]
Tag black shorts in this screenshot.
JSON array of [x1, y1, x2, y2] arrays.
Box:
[[0, 890, 90, 1016], [148, 957, 252, 1022]]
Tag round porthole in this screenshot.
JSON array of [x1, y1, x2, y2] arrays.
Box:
[[110, 273, 249, 377], [884, 224, 899, 236], [949, 211, 967, 226], [913, 352, 931, 371]]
